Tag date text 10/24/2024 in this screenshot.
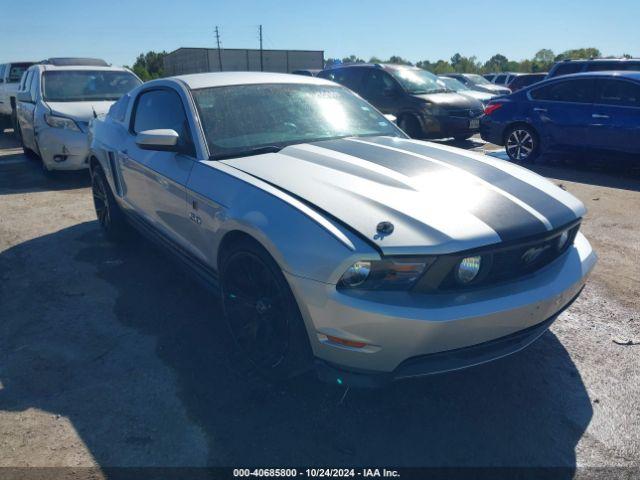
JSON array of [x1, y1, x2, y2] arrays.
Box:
[[233, 469, 400, 478]]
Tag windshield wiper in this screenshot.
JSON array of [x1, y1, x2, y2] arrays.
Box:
[[213, 145, 283, 160]]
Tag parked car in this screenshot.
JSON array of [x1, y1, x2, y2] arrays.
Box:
[[89, 71, 596, 387], [480, 71, 640, 162], [547, 58, 640, 78], [507, 73, 547, 92], [437, 75, 496, 106], [15, 58, 141, 174], [492, 72, 522, 87], [0, 61, 35, 132], [291, 69, 321, 77], [318, 64, 483, 140], [442, 73, 511, 95]]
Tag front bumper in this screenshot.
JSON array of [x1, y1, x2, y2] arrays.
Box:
[[420, 113, 481, 139], [37, 127, 90, 171], [286, 232, 596, 385]]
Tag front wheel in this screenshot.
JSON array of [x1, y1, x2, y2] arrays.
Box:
[[220, 239, 313, 382], [91, 165, 129, 240], [398, 114, 423, 139], [505, 125, 539, 163]]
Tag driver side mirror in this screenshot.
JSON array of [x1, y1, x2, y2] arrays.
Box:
[[16, 91, 32, 103], [136, 129, 181, 152]]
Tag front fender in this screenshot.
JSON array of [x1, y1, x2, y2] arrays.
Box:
[[187, 161, 379, 284]]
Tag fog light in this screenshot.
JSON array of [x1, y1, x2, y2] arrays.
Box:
[[557, 230, 569, 250], [340, 261, 371, 287], [456, 256, 482, 284]]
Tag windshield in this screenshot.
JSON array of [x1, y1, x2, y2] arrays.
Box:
[[465, 74, 492, 85], [192, 84, 403, 159], [43, 70, 141, 102], [438, 76, 469, 92], [387, 67, 449, 94]]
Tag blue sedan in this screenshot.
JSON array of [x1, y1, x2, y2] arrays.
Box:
[[480, 71, 640, 162]]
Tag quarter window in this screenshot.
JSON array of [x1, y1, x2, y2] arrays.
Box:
[[494, 75, 507, 84], [551, 63, 583, 76], [530, 79, 595, 103], [595, 79, 640, 107]]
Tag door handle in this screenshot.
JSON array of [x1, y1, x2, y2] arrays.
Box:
[[592, 113, 609, 119], [533, 107, 547, 113]]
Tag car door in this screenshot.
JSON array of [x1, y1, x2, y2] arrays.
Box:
[[16, 69, 37, 150], [119, 87, 197, 249], [359, 68, 402, 115], [588, 78, 640, 154], [528, 78, 596, 149]]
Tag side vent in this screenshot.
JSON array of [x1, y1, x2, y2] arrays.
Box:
[[107, 151, 123, 197]]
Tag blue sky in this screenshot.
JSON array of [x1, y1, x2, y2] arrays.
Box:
[[3, 0, 639, 66]]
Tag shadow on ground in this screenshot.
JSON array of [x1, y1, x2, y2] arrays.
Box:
[[0, 221, 592, 471], [0, 153, 90, 194]]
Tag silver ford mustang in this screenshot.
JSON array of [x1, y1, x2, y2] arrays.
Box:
[[88, 72, 596, 387]]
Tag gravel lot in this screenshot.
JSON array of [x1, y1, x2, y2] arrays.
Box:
[[0, 130, 638, 474]]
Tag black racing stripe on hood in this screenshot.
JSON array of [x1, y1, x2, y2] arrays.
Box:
[[312, 138, 549, 241], [368, 137, 577, 228], [283, 146, 416, 191]]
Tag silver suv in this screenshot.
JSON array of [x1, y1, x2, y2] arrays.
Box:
[[15, 58, 141, 174]]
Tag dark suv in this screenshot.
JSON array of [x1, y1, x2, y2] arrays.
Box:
[[547, 58, 640, 78], [318, 64, 483, 140]]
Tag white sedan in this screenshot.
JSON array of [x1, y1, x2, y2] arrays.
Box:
[[88, 72, 596, 387]]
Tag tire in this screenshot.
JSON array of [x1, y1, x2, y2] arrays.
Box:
[[220, 238, 313, 382], [398, 114, 423, 139], [91, 165, 129, 241], [504, 124, 539, 163]]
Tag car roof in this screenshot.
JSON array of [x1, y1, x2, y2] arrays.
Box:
[[554, 71, 640, 81], [172, 71, 335, 89], [36, 64, 130, 72], [557, 58, 640, 63]]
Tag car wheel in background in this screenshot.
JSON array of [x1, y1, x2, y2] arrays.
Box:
[[505, 124, 539, 163], [91, 164, 129, 240], [398, 114, 423, 139], [220, 238, 313, 382]]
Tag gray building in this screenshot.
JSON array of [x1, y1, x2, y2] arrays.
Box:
[[163, 47, 324, 76]]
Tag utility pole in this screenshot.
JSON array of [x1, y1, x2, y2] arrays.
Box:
[[215, 26, 223, 71], [259, 24, 263, 71]]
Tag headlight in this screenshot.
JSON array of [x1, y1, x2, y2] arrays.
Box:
[[455, 256, 482, 284], [338, 257, 434, 291], [421, 103, 441, 116], [45, 113, 81, 132]]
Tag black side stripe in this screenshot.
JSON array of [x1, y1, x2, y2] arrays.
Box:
[[312, 139, 549, 241], [367, 137, 577, 228]]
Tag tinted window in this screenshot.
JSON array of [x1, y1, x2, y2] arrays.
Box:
[[43, 70, 141, 102], [319, 68, 364, 92], [551, 63, 583, 77], [494, 75, 508, 84], [8, 63, 33, 83], [530, 79, 595, 103], [362, 69, 398, 97], [133, 89, 192, 151], [587, 62, 621, 72], [0, 65, 5, 80], [596, 79, 640, 107], [191, 84, 402, 158]]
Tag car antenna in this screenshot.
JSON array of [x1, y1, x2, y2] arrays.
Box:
[[92, 106, 97, 119]]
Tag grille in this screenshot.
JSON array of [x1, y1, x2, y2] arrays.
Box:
[[414, 221, 581, 293], [446, 108, 483, 118]]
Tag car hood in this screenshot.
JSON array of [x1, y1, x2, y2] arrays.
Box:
[[221, 136, 584, 255], [460, 90, 495, 102], [413, 92, 483, 110], [475, 84, 510, 94], [46, 101, 115, 123]]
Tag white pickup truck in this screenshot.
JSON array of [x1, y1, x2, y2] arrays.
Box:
[[0, 62, 34, 132]]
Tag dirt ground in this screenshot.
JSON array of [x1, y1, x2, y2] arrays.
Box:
[[0, 130, 638, 475]]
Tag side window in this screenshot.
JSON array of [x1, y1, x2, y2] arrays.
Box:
[[595, 79, 640, 107], [586, 62, 619, 72], [0, 65, 5, 81], [29, 73, 39, 99], [530, 79, 595, 103], [362, 70, 397, 97], [132, 89, 194, 153], [22, 71, 34, 97], [495, 74, 507, 84], [551, 63, 583, 77], [621, 62, 640, 71]]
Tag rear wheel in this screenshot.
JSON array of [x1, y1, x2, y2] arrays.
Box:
[[91, 165, 129, 240], [505, 124, 539, 162], [398, 114, 423, 138], [220, 238, 313, 382]]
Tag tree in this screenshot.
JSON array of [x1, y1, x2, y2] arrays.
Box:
[[132, 51, 167, 80], [532, 49, 555, 69], [368, 56, 383, 64], [555, 48, 602, 61], [341, 55, 365, 64], [387, 55, 413, 66], [483, 54, 509, 72]]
